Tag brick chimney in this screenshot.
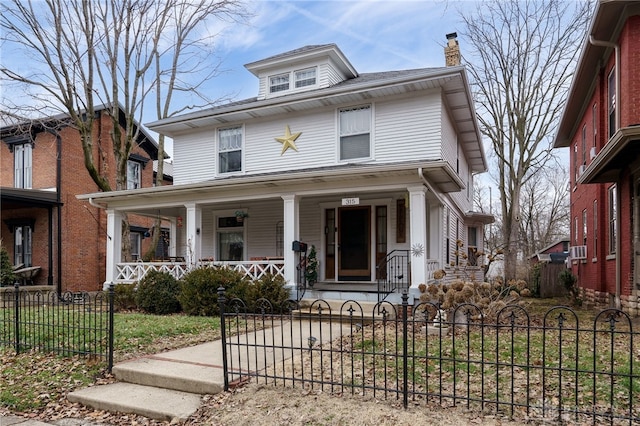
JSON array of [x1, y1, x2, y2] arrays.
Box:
[[444, 32, 461, 66]]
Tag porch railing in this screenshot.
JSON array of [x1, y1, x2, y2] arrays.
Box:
[[115, 260, 285, 284], [377, 250, 410, 302]]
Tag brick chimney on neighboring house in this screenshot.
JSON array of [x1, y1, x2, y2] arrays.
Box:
[[444, 32, 461, 66]]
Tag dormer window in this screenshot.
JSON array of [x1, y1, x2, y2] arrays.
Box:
[[270, 73, 290, 93], [295, 68, 316, 88]]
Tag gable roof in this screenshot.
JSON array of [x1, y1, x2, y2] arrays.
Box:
[[554, 1, 640, 147], [244, 44, 358, 79], [1, 103, 161, 159], [148, 65, 487, 172]]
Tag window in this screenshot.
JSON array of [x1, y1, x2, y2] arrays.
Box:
[[14, 224, 33, 267], [339, 105, 371, 160], [608, 68, 616, 138], [573, 143, 578, 184], [217, 216, 244, 261], [129, 232, 142, 260], [592, 104, 597, 148], [582, 209, 587, 246], [574, 216, 578, 245], [14, 143, 32, 189], [609, 185, 617, 254], [127, 160, 141, 189], [593, 200, 598, 258], [581, 125, 587, 166], [295, 68, 316, 88], [270, 73, 289, 93], [218, 127, 242, 174]]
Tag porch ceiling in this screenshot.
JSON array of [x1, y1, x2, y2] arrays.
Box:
[[78, 161, 459, 215], [0, 187, 61, 209], [578, 126, 640, 184]]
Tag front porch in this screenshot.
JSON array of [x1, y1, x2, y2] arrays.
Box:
[[111, 257, 442, 304]]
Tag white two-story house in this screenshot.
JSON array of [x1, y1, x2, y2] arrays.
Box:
[[80, 41, 491, 303]]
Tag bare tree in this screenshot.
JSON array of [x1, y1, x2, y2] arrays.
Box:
[[460, 0, 591, 281], [1, 0, 248, 258], [519, 164, 570, 257]]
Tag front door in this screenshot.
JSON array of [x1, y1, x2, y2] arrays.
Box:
[[338, 206, 371, 280]]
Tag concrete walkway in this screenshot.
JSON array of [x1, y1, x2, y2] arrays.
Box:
[[3, 319, 350, 425]]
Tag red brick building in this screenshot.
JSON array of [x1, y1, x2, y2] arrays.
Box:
[[1, 105, 168, 292], [554, 1, 640, 316]]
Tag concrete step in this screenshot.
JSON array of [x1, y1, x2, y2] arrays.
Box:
[[293, 298, 397, 321], [67, 382, 202, 422], [112, 356, 224, 394]]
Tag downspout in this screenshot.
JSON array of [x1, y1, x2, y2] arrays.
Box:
[[418, 167, 447, 206], [589, 35, 621, 308], [56, 132, 62, 296]]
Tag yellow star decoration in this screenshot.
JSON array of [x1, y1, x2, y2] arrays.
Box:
[[275, 125, 302, 155]]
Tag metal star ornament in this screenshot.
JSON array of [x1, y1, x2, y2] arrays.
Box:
[[275, 125, 302, 155]]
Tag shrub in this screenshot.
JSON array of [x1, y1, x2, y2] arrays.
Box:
[[179, 266, 249, 316], [112, 283, 138, 312], [245, 273, 290, 312], [559, 268, 581, 306], [135, 270, 181, 315], [0, 244, 16, 287]]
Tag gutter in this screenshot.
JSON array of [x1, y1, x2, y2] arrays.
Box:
[[589, 35, 621, 309], [88, 197, 108, 210]]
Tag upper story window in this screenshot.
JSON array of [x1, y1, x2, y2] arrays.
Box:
[[592, 103, 597, 148], [127, 160, 141, 189], [339, 105, 371, 161], [269, 73, 289, 93], [295, 68, 316, 88], [581, 125, 587, 166], [608, 184, 616, 254], [14, 143, 32, 189], [218, 126, 242, 174], [608, 67, 616, 138]]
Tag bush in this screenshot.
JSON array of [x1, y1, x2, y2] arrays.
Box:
[[135, 270, 181, 315], [245, 273, 291, 312], [112, 283, 138, 312], [559, 268, 581, 306], [179, 266, 249, 316], [0, 245, 16, 287]]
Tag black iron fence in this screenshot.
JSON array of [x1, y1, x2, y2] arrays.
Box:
[[0, 283, 114, 371], [218, 290, 640, 424]]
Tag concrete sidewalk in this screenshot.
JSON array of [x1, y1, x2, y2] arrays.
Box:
[[58, 319, 348, 423]]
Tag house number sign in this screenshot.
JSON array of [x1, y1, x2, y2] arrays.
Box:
[[342, 197, 360, 206]]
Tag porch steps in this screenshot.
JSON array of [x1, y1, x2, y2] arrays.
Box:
[[68, 343, 226, 422], [293, 298, 397, 322]]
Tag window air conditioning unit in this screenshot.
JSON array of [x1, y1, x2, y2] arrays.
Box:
[[569, 245, 587, 260], [590, 147, 597, 160]]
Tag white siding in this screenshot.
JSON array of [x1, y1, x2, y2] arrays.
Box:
[[245, 200, 284, 258], [440, 100, 458, 169], [244, 110, 336, 173], [172, 130, 215, 184], [374, 93, 442, 162]]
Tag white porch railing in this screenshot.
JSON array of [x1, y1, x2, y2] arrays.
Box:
[[426, 259, 440, 280], [115, 260, 285, 284]]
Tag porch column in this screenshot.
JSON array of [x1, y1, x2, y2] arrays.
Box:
[[184, 203, 202, 266], [429, 203, 443, 262], [408, 186, 428, 288], [169, 218, 177, 257], [282, 194, 299, 285], [104, 209, 122, 289]]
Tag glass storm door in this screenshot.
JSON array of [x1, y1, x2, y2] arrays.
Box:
[[338, 206, 371, 280]]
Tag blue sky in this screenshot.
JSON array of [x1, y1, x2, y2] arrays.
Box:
[[159, 0, 467, 155]]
